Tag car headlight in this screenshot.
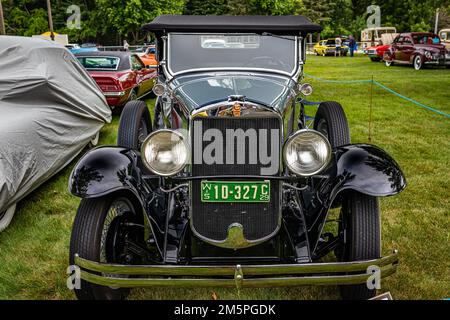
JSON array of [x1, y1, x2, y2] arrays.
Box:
[[283, 130, 332, 176], [425, 51, 432, 59], [141, 130, 189, 176]]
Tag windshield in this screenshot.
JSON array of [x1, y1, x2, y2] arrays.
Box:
[[412, 34, 441, 45], [168, 33, 297, 76], [77, 56, 120, 70], [172, 74, 295, 110]]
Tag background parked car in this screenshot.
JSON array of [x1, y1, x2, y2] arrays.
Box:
[[75, 51, 157, 108], [70, 42, 99, 54], [363, 33, 398, 62], [384, 32, 450, 70], [137, 45, 158, 67], [313, 39, 349, 56], [361, 26, 397, 49], [0, 36, 111, 231], [439, 29, 450, 50]]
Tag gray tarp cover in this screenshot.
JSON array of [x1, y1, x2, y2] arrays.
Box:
[[0, 36, 111, 216]]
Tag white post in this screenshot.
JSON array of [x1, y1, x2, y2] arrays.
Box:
[[434, 8, 439, 34]]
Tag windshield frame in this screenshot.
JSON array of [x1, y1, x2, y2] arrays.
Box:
[[165, 32, 300, 78]]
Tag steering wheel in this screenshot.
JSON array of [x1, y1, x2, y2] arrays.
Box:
[[244, 56, 287, 69]]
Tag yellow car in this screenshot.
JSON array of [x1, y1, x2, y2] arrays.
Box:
[[313, 39, 349, 56]]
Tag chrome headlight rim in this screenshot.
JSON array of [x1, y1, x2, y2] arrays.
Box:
[[283, 129, 332, 177], [140, 129, 189, 177]]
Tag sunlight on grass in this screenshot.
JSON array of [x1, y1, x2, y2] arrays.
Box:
[[0, 56, 448, 300]]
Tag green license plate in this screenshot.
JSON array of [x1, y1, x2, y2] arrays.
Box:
[[201, 181, 270, 203]]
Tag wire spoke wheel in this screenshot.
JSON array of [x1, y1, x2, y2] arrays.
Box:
[[69, 195, 145, 300]]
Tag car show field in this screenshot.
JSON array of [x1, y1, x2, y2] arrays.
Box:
[[0, 55, 448, 300]]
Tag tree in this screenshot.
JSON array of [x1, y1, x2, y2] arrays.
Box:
[[96, 0, 185, 44], [184, 0, 228, 15]]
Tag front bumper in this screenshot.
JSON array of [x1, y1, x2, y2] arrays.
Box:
[[424, 55, 450, 66], [74, 250, 398, 289]]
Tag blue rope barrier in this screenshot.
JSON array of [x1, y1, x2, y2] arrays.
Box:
[[303, 73, 450, 118]]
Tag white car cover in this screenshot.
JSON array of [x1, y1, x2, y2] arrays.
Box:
[[0, 36, 111, 231]]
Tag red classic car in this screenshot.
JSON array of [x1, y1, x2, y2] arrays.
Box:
[[364, 44, 391, 62], [384, 32, 450, 70], [363, 30, 397, 62], [76, 51, 157, 107]]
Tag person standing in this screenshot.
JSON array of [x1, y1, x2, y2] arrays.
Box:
[[349, 35, 356, 57], [335, 36, 342, 57], [123, 40, 130, 51]]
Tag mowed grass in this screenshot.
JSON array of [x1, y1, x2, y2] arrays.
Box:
[[0, 56, 448, 300]]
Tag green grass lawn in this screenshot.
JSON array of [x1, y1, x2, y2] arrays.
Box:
[[0, 56, 448, 300]]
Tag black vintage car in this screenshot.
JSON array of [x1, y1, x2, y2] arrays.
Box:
[[68, 15, 406, 300]]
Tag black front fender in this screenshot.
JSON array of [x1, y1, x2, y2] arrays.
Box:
[[327, 144, 406, 199], [308, 144, 406, 254], [68, 146, 141, 199]]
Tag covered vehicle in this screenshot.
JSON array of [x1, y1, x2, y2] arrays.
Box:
[[0, 36, 111, 231], [68, 15, 405, 300]]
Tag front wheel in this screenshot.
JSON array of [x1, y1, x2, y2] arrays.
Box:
[[414, 55, 423, 70], [69, 195, 145, 300], [117, 100, 152, 150], [337, 191, 381, 300], [314, 101, 350, 148]]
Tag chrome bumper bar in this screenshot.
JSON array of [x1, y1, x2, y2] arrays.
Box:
[[73, 250, 398, 289]]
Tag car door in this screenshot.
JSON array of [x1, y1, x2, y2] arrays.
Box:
[[393, 36, 404, 61], [130, 54, 156, 97], [401, 36, 415, 62]]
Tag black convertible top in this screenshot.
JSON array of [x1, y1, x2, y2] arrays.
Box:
[[143, 15, 322, 35]]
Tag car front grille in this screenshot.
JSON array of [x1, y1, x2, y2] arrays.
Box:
[[190, 117, 281, 243]]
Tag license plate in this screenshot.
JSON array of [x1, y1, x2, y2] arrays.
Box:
[[201, 181, 270, 203]]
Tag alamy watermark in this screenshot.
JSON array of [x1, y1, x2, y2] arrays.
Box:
[[66, 5, 81, 30], [366, 265, 381, 290]]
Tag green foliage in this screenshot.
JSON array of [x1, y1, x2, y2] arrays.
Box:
[[95, 0, 185, 43], [2, 0, 448, 43]]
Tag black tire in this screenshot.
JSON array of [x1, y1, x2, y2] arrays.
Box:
[[117, 100, 152, 150], [370, 57, 381, 62], [313, 101, 350, 148], [69, 195, 144, 300], [338, 191, 381, 300]]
